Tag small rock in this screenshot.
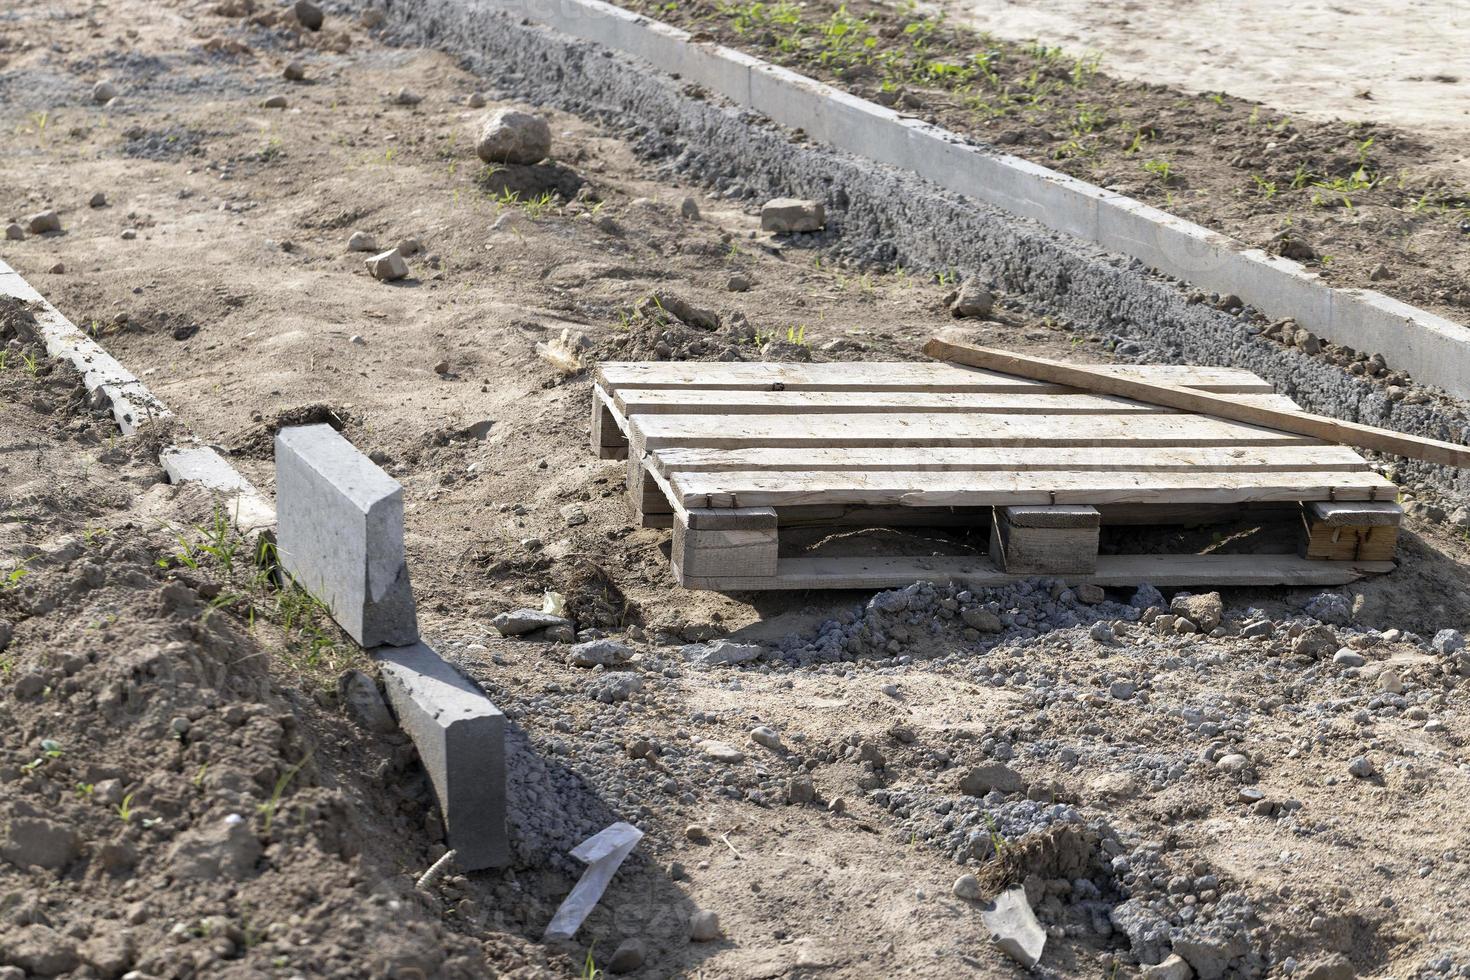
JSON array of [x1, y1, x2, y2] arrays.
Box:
[[391, 87, 423, 106], [1432, 629, 1464, 655], [476, 108, 552, 165], [760, 197, 824, 233], [491, 608, 572, 637], [726, 273, 751, 292], [981, 886, 1045, 968], [749, 725, 782, 750], [25, 210, 60, 234], [689, 909, 721, 942], [681, 639, 762, 667], [433, 359, 451, 376], [1293, 624, 1339, 659], [88, 192, 107, 208], [1075, 583, 1105, 604], [347, 230, 377, 252], [1089, 621, 1115, 644], [680, 197, 700, 220], [700, 740, 745, 764], [1379, 669, 1404, 694], [166, 816, 261, 880], [4, 223, 22, 240], [294, 0, 324, 30], [1216, 753, 1251, 776], [1109, 680, 1136, 700], [365, 248, 408, 281], [283, 61, 306, 81], [953, 873, 981, 901], [961, 607, 1003, 633], [1141, 953, 1195, 980], [950, 277, 995, 318], [567, 639, 632, 668], [92, 80, 118, 103], [785, 776, 815, 805], [1, 816, 80, 870], [1332, 649, 1366, 667], [339, 670, 397, 734], [261, 94, 288, 109], [1347, 755, 1375, 779], [607, 938, 646, 974], [465, 92, 486, 108], [1170, 592, 1223, 632], [120, 228, 137, 240], [47, 262, 64, 274], [958, 763, 1024, 797], [684, 824, 709, 842], [560, 503, 588, 526]]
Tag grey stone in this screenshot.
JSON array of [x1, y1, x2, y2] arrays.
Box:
[[951, 277, 995, 318], [1141, 953, 1195, 980], [339, 669, 397, 734], [953, 873, 981, 901], [1347, 755, 1375, 779], [1, 816, 80, 870], [749, 725, 781, 750], [283, 61, 306, 81], [0, 618, 11, 652], [700, 740, 745, 763], [374, 641, 507, 869], [689, 909, 721, 942], [958, 763, 1024, 796], [4, 223, 22, 241], [1075, 583, 1105, 604], [347, 230, 377, 252], [294, 0, 324, 30], [1332, 649, 1367, 667], [608, 938, 646, 973], [726, 273, 751, 292], [981, 886, 1045, 968], [1172, 928, 1245, 980], [476, 108, 551, 165], [679, 196, 700, 219], [25, 210, 60, 235], [1293, 624, 1339, 659], [961, 607, 1002, 633], [262, 94, 288, 109], [275, 424, 419, 647], [568, 638, 632, 667], [1432, 629, 1465, 655], [88, 192, 107, 208], [365, 248, 409, 281], [681, 639, 762, 666], [760, 197, 824, 233], [785, 776, 815, 804], [1131, 583, 1164, 609], [1170, 592, 1223, 632], [589, 673, 643, 703], [492, 608, 571, 636], [92, 80, 118, 103]]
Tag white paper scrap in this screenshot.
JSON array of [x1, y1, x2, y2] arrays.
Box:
[[543, 822, 644, 941]]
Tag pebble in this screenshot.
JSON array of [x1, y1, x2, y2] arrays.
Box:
[[559, 503, 588, 526], [689, 910, 721, 942], [88, 192, 107, 208], [120, 229, 137, 240], [684, 824, 708, 842], [1378, 670, 1403, 694], [4, 223, 22, 240], [476, 108, 551, 165], [1332, 649, 1366, 667], [365, 248, 408, 281], [759, 198, 824, 233], [1215, 753, 1251, 775], [465, 92, 486, 108], [25, 210, 60, 234], [283, 61, 306, 81], [1347, 755, 1375, 779], [749, 726, 782, 750], [294, 0, 324, 30], [261, 95, 288, 109], [607, 938, 646, 973], [950, 277, 995, 318], [726, 273, 751, 292], [700, 741, 745, 764], [952, 873, 981, 901], [92, 80, 118, 104], [679, 197, 700, 220], [391, 87, 423, 106], [347, 230, 377, 252], [567, 639, 631, 668]]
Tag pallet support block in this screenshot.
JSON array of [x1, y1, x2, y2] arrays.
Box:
[[373, 642, 508, 870], [1300, 500, 1402, 562], [990, 505, 1101, 575], [673, 506, 779, 583], [591, 391, 628, 460], [627, 453, 673, 528]]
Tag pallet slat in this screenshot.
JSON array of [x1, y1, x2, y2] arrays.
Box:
[[668, 469, 1398, 509], [597, 361, 1276, 393], [633, 412, 1320, 451], [677, 554, 1395, 591], [648, 445, 1370, 476], [616, 388, 1304, 416]]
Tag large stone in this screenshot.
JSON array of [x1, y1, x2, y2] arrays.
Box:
[[492, 608, 571, 636], [347, 230, 377, 252], [375, 642, 507, 869], [475, 109, 551, 165], [950, 277, 995, 318], [275, 424, 419, 647], [760, 197, 824, 233], [365, 248, 409, 281], [1292, 624, 1339, 659], [1432, 629, 1464, 655], [982, 886, 1045, 968], [681, 639, 763, 666], [958, 763, 1024, 797], [567, 638, 632, 667], [25, 210, 61, 235], [1172, 928, 1246, 980], [1170, 592, 1223, 632], [1140, 954, 1195, 980]]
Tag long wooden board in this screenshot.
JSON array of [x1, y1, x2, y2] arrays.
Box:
[[678, 553, 1394, 591], [631, 412, 1319, 451], [597, 361, 1276, 393], [925, 338, 1470, 469], [614, 388, 1303, 416], [668, 469, 1397, 509], [648, 445, 1369, 476]]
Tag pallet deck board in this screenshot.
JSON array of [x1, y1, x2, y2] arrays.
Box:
[[592, 359, 1401, 590]]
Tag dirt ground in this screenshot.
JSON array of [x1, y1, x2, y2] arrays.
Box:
[[4, 0, 1470, 978]]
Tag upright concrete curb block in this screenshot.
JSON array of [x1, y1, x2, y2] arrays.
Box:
[[274, 424, 419, 647], [373, 642, 509, 870]]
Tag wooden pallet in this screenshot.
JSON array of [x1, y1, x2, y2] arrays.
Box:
[[592, 360, 1401, 591]]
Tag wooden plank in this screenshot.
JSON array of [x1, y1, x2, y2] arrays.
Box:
[[596, 360, 1275, 393], [1305, 500, 1404, 527], [667, 469, 1397, 509], [631, 412, 1318, 452], [648, 445, 1371, 476], [626, 453, 673, 528], [591, 386, 629, 459], [1300, 501, 1402, 562], [615, 388, 1302, 417], [925, 338, 1470, 470], [677, 553, 1395, 591], [1004, 505, 1102, 529]]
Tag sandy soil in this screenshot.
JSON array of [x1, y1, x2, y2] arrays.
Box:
[[939, 0, 1470, 148], [4, 1, 1470, 978]]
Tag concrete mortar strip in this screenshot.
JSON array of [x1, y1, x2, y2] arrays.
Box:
[[2, 257, 506, 866], [373, 0, 1470, 504], [424, 0, 1470, 403]]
